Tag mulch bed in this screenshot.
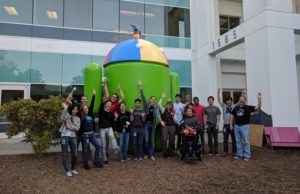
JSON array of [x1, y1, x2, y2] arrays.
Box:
[[0, 145, 299, 194]]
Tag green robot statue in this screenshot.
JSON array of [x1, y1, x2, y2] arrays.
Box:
[[84, 25, 180, 112]]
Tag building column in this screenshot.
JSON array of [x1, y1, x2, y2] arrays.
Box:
[[190, 0, 220, 104], [244, 0, 300, 127]]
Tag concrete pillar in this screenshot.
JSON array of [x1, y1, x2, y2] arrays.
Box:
[[244, 0, 300, 127], [190, 0, 220, 105]]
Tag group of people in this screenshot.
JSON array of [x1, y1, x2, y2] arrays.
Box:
[[59, 80, 262, 177]]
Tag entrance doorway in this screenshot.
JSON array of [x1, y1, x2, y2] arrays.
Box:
[[0, 84, 30, 136]]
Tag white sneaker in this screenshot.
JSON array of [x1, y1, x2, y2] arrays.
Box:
[[71, 170, 79, 175], [144, 155, 148, 159], [150, 156, 156, 161], [66, 171, 73, 177]]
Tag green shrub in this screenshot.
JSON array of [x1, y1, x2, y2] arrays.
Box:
[[0, 96, 64, 155]]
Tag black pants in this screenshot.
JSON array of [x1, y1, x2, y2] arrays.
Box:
[[181, 135, 198, 158], [207, 123, 219, 154], [199, 128, 205, 154], [223, 124, 237, 154], [176, 124, 181, 150]]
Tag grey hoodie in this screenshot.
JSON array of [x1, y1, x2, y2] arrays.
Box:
[[60, 109, 80, 137]]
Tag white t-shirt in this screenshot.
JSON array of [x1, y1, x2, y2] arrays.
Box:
[[173, 102, 185, 124]]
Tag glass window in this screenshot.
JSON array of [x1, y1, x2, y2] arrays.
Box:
[[180, 87, 192, 100], [293, 0, 300, 13], [93, 0, 119, 31], [229, 17, 240, 29], [145, 4, 165, 36], [33, 0, 63, 27], [1, 90, 24, 105], [169, 60, 191, 87], [30, 84, 61, 101], [222, 91, 231, 103], [91, 55, 106, 66], [0, 50, 31, 82], [62, 85, 83, 103], [62, 54, 91, 84], [233, 91, 242, 104], [120, 1, 145, 33], [219, 15, 240, 35], [166, 7, 190, 37], [64, 0, 92, 29], [31, 52, 62, 83], [0, 0, 32, 24]]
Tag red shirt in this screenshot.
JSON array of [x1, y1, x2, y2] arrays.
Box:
[[193, 104, 205, 126], [110, 101, 120, 113]]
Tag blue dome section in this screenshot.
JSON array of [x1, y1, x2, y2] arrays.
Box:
[[106, 39, 140, 64]]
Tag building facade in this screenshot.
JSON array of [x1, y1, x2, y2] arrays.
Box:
[[0, 0, 300, 134], [191, 0, 300, 128]]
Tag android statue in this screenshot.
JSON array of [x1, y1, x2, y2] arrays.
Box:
[[84, 25, 180, 112]]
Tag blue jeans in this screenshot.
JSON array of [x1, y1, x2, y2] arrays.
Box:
[[61, 136, 77, 172], [144, 122, 156, 156], [234, 124, 251, 159], [118, 132, 130, 160], [80, 133, 101, 167], [131, 127, 144, 158]]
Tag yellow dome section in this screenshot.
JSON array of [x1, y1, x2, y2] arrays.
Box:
[[138, 39, 168, 66]]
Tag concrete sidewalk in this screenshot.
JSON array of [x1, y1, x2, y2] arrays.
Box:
[[0, 137, 61, 155]]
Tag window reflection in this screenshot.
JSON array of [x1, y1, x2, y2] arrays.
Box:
[[167, 7, 190, 37], [62, 54, 91, 84], [145, 4, 166, 36], [93, 0, 119, 31], [169, 60, 191, 87], [0, 0, 33, 23], [30, 84, 61, 100], [64, 0, 92, 29], [31, 52, 62, 83], [33, 0, 63, 27], [0, 50, 31, 82], [120, 0, 145, 33]]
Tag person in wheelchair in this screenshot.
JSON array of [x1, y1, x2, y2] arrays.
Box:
[[178, 107, 203, 160]]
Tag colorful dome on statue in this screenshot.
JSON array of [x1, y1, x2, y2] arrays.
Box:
[[103, 26, 168, 67]]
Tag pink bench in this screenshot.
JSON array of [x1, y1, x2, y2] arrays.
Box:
[[264, 127, 300, 148]]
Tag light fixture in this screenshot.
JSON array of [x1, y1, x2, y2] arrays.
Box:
[[46, 11, 58, 19], [120, 10, 155, 17], [3, 6, 18, 15]]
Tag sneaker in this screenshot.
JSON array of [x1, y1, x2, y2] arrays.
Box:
[[150, 156, 156, 161], [144, 155, 149, 159], [103, 161, 108, 165], [94, 162, 104, 168], [139, 158, 143, 161], [71, 170, 79, 175], [208, 152, 213, 156], [234, 156, 241, 160], [125, 157, 131, 161], [120, 159, 125, 163], [215, 152, 220, 156], [244, 158, 250, 161], [84, 165, 90, 170], [66, 171, 73, 177], [134, 157, 138, 161]]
